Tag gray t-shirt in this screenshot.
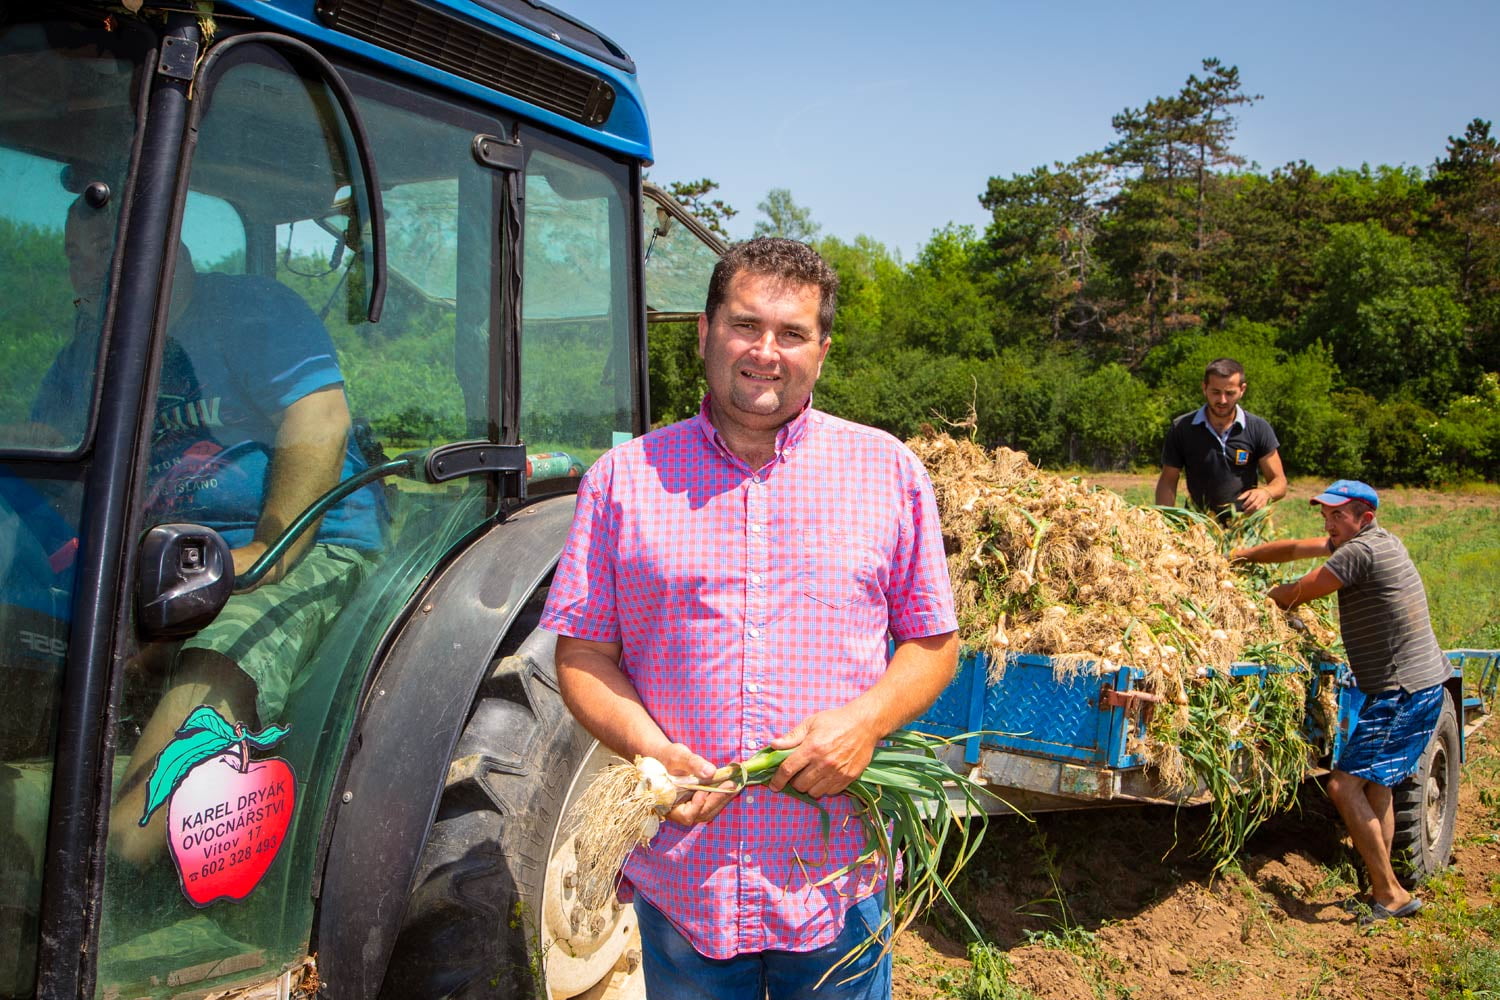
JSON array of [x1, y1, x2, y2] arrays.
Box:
[[1324, 523, 1449, 694]]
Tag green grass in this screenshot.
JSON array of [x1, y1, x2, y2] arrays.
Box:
[[1305, 859, 1362, 898], [1403, 870, 1500, 999], [1431, 944, 1500, 998], [1189, 957, 1242, 987], [1020, 924, 1100, 958]]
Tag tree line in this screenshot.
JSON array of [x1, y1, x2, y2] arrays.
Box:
[[653, 59, 1500, 486]]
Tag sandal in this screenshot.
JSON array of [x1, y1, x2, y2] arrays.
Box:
[[1358, 897, 1423, 926]]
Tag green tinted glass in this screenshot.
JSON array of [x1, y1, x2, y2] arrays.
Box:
[[96, 48, 497, 998], [521, 145, 635, 469], [0, 23, 136, 453], [0, 18, 140, 997], [642, 189, 723, 318]]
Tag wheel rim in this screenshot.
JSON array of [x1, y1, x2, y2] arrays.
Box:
[[541, 741, 646, 1000], [1423, 741, 1448, 853]]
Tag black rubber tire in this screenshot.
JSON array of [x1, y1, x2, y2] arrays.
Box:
[[378, 589, 592, 1000], [1391, 689, 1460, 887]]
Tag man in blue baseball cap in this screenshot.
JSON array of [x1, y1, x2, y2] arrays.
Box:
[[1231, 480, 1451, 925]]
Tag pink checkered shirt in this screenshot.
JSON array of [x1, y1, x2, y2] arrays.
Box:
[[539, 398, 956, 959]]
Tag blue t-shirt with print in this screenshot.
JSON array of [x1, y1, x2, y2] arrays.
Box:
[[143, 273, 382, 551], [37, 273, 382, 552]]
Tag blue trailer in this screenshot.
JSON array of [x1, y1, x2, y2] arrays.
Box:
[[914, 647, 1500, 881]]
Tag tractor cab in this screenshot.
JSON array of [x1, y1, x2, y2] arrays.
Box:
[[0, 4, 721, 997]]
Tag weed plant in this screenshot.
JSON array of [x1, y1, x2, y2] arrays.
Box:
[[952, 942, 1037, 1000]]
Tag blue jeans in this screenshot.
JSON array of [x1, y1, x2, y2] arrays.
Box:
[[634, 893, 892, 1000]]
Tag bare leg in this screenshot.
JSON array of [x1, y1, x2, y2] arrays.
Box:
[[109, 651, 257, 865], [1326, 770, 1412, 911], [1370, 781, 1395, 857]]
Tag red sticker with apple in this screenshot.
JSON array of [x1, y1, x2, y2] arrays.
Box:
[[138, 705, 296, 907]]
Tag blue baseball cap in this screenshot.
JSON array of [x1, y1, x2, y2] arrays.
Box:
[[1310, 479, 1379, 509]]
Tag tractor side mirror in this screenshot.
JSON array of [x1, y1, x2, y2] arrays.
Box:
[[136, 524, 234, 639]]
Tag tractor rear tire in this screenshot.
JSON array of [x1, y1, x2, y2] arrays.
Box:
[[1392, 690, 1459, 887], [379, 592, 644, 999]]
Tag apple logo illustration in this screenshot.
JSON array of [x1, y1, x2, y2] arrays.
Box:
[[138, 705, 296, 907]]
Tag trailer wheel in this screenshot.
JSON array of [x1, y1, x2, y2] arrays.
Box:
[[379, 617, 644, 1000], [1391, 690, 1459, 887]]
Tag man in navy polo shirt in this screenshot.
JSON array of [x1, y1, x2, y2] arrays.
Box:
[[1231, 480, 1450, 925], [1154, 358, 1286, 520]]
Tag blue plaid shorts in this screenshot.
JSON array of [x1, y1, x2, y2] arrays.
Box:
[[1335, 683, 1446, 787]]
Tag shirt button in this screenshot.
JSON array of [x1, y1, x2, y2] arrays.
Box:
[[751, 524, 763, 534], [750, 573, 762, 585], [746, 682, 760, 693], [748, 627, 760, 639], [752, 475, 761, 484], [744, 794, 755, 804]]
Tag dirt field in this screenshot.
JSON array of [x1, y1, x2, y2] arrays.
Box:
[[894, 721, 1498, 1000], [891, 476, 1500, 1000]]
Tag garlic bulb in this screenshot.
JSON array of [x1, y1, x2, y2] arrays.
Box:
[[633, 755, 680, 810]]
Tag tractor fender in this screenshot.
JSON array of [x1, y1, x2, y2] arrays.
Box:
[[315, 493, 578, 999]]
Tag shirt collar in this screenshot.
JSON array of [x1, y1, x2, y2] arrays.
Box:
[[1332, 520, 1380, 552], [693, 394, 816, 466], [1191, 404, 1245, 432]]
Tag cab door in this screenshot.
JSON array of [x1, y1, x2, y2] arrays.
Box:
[[85, 33, 503, 999], [0, 13, 157, 998]]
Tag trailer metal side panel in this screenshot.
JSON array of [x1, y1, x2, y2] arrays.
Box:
[[915, 649, 1490, 812], [918, 653, 1148, 769]]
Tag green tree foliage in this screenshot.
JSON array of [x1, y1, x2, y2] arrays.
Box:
[[753, 188, 821, 242], [974, 348, 1076, 460], [641, 78, 1500, 486], [659, 177, 737, 239], [1336, 392, 1441, 485], [1099, 58, 1261, 354], [0, 219, 81, 425], [1214, 163, 1335, 326], [1215, 164, 1429, 327], [1431, 372, 1500, 481], [815, 234, 902, 356], [647, 319, 706, 427], [882, 226, 998, 357], [979, 156, 1109, 348], [1325, 164, 1431, 234], [1055, 362, 1165, 468], [1428, 119, 1500, 372], [277, 251, 467, 447], [1297, 221, 1467, 406]]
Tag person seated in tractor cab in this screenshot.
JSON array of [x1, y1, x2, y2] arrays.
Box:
[[40, 193, 385, 863]]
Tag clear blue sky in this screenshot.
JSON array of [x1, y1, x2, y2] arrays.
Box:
[[562, 0, 1499, 260]]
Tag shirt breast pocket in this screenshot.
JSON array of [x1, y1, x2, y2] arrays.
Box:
[[798, 527, 883, 609]]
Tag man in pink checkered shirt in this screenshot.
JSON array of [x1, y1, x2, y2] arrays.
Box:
[[540, 238, 958, 999]]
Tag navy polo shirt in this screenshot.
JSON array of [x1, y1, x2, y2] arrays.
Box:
[[1161, 406, 1279, 511]]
